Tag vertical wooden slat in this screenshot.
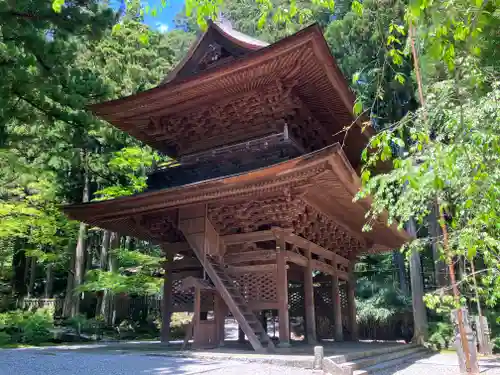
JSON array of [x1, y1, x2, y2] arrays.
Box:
[[276, 233, 290, 347]]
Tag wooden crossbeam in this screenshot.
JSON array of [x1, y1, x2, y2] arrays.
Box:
[[172, 257, 201, 269], [221, 230, 276, 245], [311, 259, 348, 280], [224, 250, 276, 264], [285, 251, 308, 267], [163, 242, 192, 254], [284, 233, 350, 266], [227, 264, 277, 273]]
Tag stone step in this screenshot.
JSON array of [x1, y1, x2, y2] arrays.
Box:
[[341, 346, 425, 371], [352, 349, 428, 375], [332, 343, 419, 364]]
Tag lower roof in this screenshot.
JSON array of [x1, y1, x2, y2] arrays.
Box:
[[64, 144, 409, 253]]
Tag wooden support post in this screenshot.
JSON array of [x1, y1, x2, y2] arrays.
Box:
[[193, 286, 201, 348], [214, 294, 226, 346], [238, 326, 245, 343], [304, 247, 317, 343], [261, 311, 268, 333], [276, 233, 290, 347], [332, 274, 343, 341], [347, 267, 358, 341], [161, 252, 173, 343]]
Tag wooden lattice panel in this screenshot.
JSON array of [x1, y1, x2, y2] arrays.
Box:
[[171, 279, 214, 312], [313, 280, 350, 339], [231, 271, 278, 303], [288, 283, 305, 317]]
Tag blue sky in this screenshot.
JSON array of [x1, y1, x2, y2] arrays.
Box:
[[110, 0, 186, 32], [143, 0, 186, 32]]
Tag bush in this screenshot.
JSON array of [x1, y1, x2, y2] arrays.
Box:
[[0, 331, 11, 345], [170, 312, 192, 339], [493, 336, 500, 354], [65, 314, 88, 336], [427, 321, 454, 351], [22, 309, 53, 344], [0, 308, 54, 345]]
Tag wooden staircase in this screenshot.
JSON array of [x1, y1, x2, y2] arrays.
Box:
[[178, 207, 275, 353]]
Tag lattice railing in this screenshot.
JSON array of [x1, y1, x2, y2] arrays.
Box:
[[231, 271, 278, 303], [171, 279, 214, 312], [21, 298, 64, 317]]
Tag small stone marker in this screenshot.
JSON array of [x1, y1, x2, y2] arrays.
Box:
[[313, 345, 324, 369]]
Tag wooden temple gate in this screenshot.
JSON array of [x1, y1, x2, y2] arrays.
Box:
[[64, 21, 409, 352]]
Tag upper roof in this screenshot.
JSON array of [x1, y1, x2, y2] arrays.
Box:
[[89, 23, 370, 165], [162, 20, 269, 84]]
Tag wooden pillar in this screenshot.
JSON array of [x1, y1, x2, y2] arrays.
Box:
[[261, 311, 268, 333], [347, 265, 358, 341], [214, 294, 226, 346], [276, 233, 290, 347], [304, 247, 317, 343], [161, 252, 173, 343], [193, 286, 201, 347], [332, 274, 343, 341], [238, 326, 245, 343]]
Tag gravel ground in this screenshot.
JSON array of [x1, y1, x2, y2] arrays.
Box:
[[0, 349, 322, 375], [375, 353, 500, 375], [0, 349, 498, 375]]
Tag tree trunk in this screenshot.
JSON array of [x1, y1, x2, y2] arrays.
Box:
[[392, 251, 409, 294], [27, 257, 36, 297], [428, 204, 448, 288], [44, 264, 54, 298], [407, 219, 429, 344], [71, 168, 90, 317], [62, 250, 75, 318], [95, 230, 111, 317], [102, 232, 119, 326], [11, 239, 27, 299]]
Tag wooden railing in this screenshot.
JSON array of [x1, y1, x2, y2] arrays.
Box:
[[21, 298, 64, 316]]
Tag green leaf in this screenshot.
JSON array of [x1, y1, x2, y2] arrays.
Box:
[[351, 0, 363, 15], [138, 33, 149, 45], [352, 72, 361, 84], [111, 23, 121, 34], [52, 0, 65, 13], [353, 100, 363, 116], [394, 73, 406, 85]]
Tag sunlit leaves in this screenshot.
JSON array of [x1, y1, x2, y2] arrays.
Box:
[[394, 72, 406, 85], [52, 0, 65, 13], [353, 100, 363, 116], [351, 0, 363, 15]]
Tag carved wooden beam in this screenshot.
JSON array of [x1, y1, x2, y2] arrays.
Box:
[[224, 250, 277, 264]]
